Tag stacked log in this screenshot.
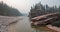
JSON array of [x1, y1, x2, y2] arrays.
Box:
[[31, 12, 60, 27], [31, 12, 60, 32]]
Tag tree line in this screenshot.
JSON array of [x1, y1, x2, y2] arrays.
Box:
[[29, 2, 60, 19], [0, 1, 22, 16]]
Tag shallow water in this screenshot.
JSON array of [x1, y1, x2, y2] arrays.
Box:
[[8, 16, 31, 32]]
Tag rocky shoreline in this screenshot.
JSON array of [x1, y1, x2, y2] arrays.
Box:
[[0, 16, 19, 32]]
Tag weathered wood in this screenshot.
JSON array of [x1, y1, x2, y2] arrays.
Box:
[[31, 12, 60, 26], [31, 12, 60, 32]]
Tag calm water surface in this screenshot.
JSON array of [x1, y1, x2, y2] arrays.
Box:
[[8, 16, 31, 32], [16, 17, 31, 32]]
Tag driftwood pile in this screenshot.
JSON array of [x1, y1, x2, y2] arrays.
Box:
[[31, 12, 60, 27]]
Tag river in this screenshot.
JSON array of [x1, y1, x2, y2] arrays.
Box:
[[8, 16, 31, 32]]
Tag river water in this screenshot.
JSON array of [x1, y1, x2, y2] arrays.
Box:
[[8, 16, 31, 32]]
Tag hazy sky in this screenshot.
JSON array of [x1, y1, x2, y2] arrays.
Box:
[[0, 0, 60, 13]]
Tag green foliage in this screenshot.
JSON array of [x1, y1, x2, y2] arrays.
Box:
[[0, 1, 22, 16], [29, 2, 60, 19]]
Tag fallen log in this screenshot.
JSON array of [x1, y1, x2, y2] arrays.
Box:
[[31, 12, 60, 32]]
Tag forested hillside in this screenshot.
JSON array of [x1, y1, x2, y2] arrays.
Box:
[[29, 2, 60, 19], [0, 1, 22, 16]]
